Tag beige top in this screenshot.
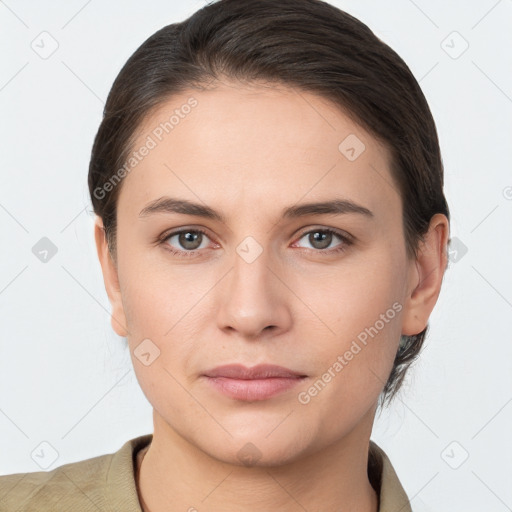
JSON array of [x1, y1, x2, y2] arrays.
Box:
[[0, 434, 412, 511]]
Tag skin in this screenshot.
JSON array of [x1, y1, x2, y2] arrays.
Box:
[[94, 79, 449, 512]]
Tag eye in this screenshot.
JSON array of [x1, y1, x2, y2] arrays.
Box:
[[160, 228, 213, 257], [292, 228, 353, 255]]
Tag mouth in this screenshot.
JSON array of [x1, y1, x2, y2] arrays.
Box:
[[202, 364, 308, 401]]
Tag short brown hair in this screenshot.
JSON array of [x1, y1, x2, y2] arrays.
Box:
[[88, 0, 450, 408]]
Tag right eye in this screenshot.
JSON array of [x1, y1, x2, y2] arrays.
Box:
[[160, 228, 214, 257]]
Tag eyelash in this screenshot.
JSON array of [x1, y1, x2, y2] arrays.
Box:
[[158, 227, 353, 258]]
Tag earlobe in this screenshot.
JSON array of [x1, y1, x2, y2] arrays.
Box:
[[93, 216, 129, 337], [401, 213, 449, 336]]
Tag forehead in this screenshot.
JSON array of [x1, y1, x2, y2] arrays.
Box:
[[118, 81, 400, 225]]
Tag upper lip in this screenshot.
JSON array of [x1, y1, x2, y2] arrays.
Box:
[[203, 364, 307, 379]]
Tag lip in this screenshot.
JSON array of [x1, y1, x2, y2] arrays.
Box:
[[203, 364, 307, 379], [202, 364, 308, 401]]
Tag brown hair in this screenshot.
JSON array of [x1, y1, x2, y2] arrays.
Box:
[[88, 0, 450, 408]]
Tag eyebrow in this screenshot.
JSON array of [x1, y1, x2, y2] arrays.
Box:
[[138, 196, 374, 222]]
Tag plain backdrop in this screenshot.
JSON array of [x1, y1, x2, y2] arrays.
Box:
[[1, 1, 511, 511]]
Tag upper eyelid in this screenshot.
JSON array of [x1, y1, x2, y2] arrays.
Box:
[[296, 226, 352, 240]]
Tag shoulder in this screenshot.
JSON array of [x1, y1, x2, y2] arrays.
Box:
[[369, 440, 413, 512], [0, 450, 114, 511], [0, 433, 152, 512]]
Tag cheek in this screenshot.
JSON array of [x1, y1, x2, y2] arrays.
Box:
[[123, 281, 204, 423], [117, 243, 199, 332], [294, 271, 402, 437], [118, 250, 210, 382], [293, 249, 404, 336], [290, 251, 404, 392]]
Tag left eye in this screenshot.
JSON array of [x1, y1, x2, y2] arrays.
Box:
[[293, 229, 349, 252]]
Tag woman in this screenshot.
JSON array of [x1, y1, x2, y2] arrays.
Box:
[[0, 0, 450, 510]]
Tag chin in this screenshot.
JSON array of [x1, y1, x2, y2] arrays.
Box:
[[193, 427, 316, 468]]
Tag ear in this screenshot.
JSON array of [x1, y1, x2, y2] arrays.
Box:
[[93, 215, 129, 337], [401, 213, 450, 336]]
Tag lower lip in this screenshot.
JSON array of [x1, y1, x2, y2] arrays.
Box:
[[203, 376, 306, 401]]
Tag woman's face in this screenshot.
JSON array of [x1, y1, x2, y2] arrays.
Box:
[[96, 80, 441, 465]]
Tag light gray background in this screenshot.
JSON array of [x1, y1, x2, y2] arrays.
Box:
[[1, 1, 511, 511]]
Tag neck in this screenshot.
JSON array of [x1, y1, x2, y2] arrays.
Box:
[[136, 411, 379, 512]]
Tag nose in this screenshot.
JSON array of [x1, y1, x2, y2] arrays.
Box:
[[216, 244, 292, 340]]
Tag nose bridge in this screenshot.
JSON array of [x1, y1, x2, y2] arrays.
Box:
[[217, 234, 290, 336], [227, 198, 292, 289], [230, 235, 275, 306]]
